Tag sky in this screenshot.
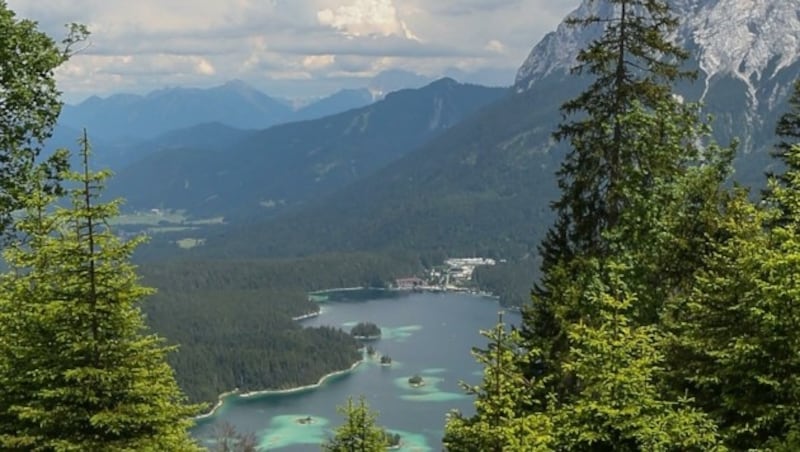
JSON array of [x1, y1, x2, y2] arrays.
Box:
[[7, 0, 580, 103]]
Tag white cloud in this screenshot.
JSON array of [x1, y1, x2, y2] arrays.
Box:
[[485, 39, 507, 54], [303, 54, 337, 70], [195, 58, 216, 75], [317, 0, 418, 40], [4, 0, 581, 101]]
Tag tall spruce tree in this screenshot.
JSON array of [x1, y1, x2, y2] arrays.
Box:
[[525, 0, 699, 355], [322, 396, 388, 452], [775, 80, 800, 156], [548, 0, 695, 257], [522, 0, 734, 390], [768, 78, 800, 217], [0, 132, 201, 451], [443, 313, 554, 451]]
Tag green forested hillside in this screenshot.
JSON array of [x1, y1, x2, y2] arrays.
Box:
[[195, 82, 575, 261]]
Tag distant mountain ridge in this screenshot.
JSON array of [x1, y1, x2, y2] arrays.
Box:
[[54, 82, 377, 169], [107, 78, 508, 219], [59, 82, 380, 144], [61, 80, 292, 142]]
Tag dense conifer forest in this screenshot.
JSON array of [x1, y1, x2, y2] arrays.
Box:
[[138, 253, 423, 403]]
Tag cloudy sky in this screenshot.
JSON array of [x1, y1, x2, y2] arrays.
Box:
[[7, 0, 580, 103]]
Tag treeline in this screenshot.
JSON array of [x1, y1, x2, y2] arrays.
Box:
[[141, 251, 423, 293], [139, 252, 424, 403]]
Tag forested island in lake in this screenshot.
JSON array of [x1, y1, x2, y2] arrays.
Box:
[[350, 322, 382, 339], [408, 375, 425, 388]]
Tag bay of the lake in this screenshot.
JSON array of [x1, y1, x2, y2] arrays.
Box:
[[192, 291, 518, 451]]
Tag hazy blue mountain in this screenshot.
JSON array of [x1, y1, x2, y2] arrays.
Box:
[[60, 80, 293, 142], [47, 122, 256, 173], [54, 71, 461, 168], [58, 72, 436, 148], [368, 69, 435, 98], [55, 84, 379, 169], [193, 0, 800, 262], [107, 78, 508, 219], [292, 89, 374, 121]]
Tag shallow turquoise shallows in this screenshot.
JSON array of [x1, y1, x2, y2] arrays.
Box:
[[192, 291, 518, 451]]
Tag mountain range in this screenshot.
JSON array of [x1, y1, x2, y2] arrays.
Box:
[[60, 81, 379, 141], [105, 79, 507, 220], [180, 0, 800, 263], [75, 0, 799, 276]]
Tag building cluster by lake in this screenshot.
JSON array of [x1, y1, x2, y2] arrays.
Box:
[[394, 257, 498, 295]]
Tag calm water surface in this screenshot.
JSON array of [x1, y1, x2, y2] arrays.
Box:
[[193, 291, 517, 451]]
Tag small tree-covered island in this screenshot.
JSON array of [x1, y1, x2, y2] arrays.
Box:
[[350, 322, 382, 340], [408, 375, 425, 388], [296, 416, 315, 425]]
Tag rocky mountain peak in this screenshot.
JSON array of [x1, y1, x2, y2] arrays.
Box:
[[684, 0, 800, 102], [515, 0, 800, 98]]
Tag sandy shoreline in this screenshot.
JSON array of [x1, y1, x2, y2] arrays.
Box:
[[194, 388, 240, 421], [291, 310, 321, 321], [194, 359, 363, 420]]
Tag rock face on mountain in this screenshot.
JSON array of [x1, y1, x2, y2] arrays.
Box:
[[518, 0, 800, 92], [516, 0, 800, 185]]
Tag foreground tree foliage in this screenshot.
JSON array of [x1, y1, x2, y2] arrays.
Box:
[[547, 260, 721, 451], [444, 314, 554, 451], [211, 422, 258, 452], [523, 0, 732, 377], [449, 0, 771, 449], [0, 135, 200, 451], [0, 1, 87, 236], [322, 396, 389, 452], [665, 148, 800, 450]]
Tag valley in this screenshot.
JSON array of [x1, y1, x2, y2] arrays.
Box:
[[73, 1, 800, 437], [3, 0, 800, 449]]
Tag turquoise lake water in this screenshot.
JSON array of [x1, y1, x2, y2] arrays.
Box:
[[192, 291, 518, 451]]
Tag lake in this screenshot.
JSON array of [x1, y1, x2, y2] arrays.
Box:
[[192, 291, 518, 451]]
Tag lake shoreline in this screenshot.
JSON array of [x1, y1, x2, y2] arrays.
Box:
[[194, 359, 363, 420], [194, 287, 509, 422]]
